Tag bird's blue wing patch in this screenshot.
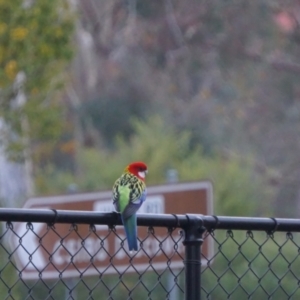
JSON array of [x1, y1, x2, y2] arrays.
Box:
[[123, 202, 142, 219]]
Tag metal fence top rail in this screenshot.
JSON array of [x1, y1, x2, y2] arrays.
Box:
[[1, 208, 300, 232]]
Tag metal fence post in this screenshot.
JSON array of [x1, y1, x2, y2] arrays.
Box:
[[183, 214, 204, 300]]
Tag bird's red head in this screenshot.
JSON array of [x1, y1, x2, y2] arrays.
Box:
[[125, 161, 148, 181]]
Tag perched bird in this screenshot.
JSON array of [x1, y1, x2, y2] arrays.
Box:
[[113, 161, 148, 252]]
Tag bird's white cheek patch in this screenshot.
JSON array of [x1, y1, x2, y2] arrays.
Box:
[[138, 171, 146, 178]]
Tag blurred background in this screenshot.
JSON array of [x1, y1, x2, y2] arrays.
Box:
[[1, 0, 300, 217]]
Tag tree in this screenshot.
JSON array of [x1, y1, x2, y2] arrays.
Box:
[[0, 0, 74, 156], [0, 0, 75, 200]]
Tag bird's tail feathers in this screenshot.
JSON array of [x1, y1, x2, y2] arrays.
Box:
[[122, 214, 138, 252]]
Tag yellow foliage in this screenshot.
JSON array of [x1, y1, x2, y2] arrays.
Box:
[[5, 60, 17, 80], [0, 0, 75, 162], [40, 44, 53, 57], [10, 27, 29, 41]]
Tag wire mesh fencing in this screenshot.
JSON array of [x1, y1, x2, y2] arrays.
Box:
[[202, 229, 300, 299], [1, 221, 185, 299], [0, 209, 300, 299]]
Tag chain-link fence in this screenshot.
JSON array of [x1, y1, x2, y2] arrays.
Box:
[[0, 209, 300, 299], [202, 229, 300, 299]]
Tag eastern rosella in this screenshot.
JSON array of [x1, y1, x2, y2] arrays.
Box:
[[113, 161, 148, 252]]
